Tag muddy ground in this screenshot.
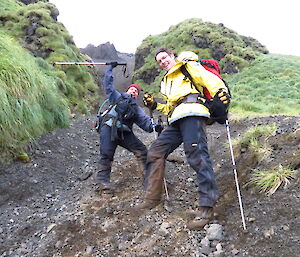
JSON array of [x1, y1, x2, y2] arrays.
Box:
[[0, 113, 299, 257]]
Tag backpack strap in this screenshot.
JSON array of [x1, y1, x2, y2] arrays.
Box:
[[97, 95, 124, 131], [180, 64, 209, 99], [200, 60, 220, 73]]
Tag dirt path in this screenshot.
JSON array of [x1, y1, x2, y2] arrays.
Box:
[[0, 114, 299, 257]]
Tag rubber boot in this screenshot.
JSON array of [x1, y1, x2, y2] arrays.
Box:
[[133, 199, 161, 210], [187, 206, 214, 230]]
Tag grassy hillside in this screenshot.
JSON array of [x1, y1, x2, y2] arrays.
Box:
[[133, 18, 300, 117], [133, 18, 268, 90], [0, 32, 69, 162], [0, 0, 100, 163], [226, 54, 300, 116], [0, 0, 99, 113]]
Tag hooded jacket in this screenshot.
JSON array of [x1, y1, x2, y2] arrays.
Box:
[[156, 51, 227, 124], [102, 66, 154, 133]]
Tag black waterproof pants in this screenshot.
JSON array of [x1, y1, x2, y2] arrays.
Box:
[[95, 125, 148, 185], [144, 116, 218, 207]]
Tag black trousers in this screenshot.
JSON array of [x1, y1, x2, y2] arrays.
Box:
[[95, 125, 148, 185], [144, 116, 218, 207]]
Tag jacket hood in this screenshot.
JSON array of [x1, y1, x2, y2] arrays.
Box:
[[168, 51, 199, 75], [177, 51, 199, 62]]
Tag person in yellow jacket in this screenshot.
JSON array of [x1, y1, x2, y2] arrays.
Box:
[[135, 48, 230, 230]]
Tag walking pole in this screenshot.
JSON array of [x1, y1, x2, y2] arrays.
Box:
[[52, 61, 127, 66], [149, 108, 170, 201], [52, 61, 128, 77], [225, 119, 247, 230]]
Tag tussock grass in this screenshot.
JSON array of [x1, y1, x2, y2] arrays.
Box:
[[0, 0, 99, 113], [0, 32, 69, 162], [248, 165, 297, 195], [232, 123, 277, 162], [234, 124, 277, 148]]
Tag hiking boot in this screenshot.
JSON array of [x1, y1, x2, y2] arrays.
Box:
[[101, 182, 112, 190], [101, 187, 114, 197], [95, 182, 113, 195], [133, 199, 161, 210], [187, 206, 214, 230]]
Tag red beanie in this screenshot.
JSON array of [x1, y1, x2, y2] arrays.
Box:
[[127, 84, 141, 94]]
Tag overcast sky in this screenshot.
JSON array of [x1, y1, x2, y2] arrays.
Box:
[[48, 0, 300, 57]]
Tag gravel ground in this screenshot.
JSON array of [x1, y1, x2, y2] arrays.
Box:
[[0, 114, 299, 257]]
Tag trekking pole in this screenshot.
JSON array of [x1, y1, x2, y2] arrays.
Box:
[[52, 61, 127, 66], [52, 61, 128, 77], [149, 108, 170, 201], [225, 119, 247, 230]]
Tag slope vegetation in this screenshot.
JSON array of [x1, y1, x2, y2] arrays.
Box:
[[0, 0, 99, 162]]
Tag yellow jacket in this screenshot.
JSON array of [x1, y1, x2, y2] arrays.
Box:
[[156, 51, 227, 124]]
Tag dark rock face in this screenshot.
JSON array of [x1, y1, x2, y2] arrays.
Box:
[[133, 47, 161, 84], [23, 13, 54, 58], [80, 43, 135, 92], [193, 36, 211, 49], [80, 42, 121, 61], [134, 68, 161, 85], [241, 36, 269, 54], [134, 47, 151, 70], [211, 45, 227, 61], [222, 62, 240, 74]]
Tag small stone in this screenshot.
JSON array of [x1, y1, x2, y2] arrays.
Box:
[[86, 246, 94, 254], [282, 225, 289, 231], [206, 224, 223, 241], [215, 243, 222, 252], [187, 177, 194, 182], [231, 249, 240, 255], [263, 227, 275, 238], [200, 237, 210, 247], [47, 223, 57, 233]]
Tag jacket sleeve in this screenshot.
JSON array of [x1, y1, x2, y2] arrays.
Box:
[[102, 66, 122, 103], [185, 62, 227, 97], [134, 106, 154, 133], [156, 102, 173, 115]]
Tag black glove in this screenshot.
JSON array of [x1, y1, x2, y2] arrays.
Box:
[[216, 89, 231, 105], [199, 89, 230, 124], [143, 93, 157, 110], [154, 123, 164, 134], [110, 61, 118, 69]]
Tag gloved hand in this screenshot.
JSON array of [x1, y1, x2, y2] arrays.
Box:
[[110, 61, 118, 69], [143, 93, 157, 110], [204, 89, 230, 124], [154, 123, 164, 134], [216, 89, 231, 105]]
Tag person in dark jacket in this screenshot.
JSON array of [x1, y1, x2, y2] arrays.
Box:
[[95, 63, 160, 195]]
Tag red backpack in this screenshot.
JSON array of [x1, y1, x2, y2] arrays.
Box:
[[199, 59, 223, 99], [180, 59, 228, 99]]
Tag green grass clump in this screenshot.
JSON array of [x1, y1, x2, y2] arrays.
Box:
[[249, 165, 297, 195], [234, 123, 277, 148], [233, 124, 277, 162], [0, 32, 70, 162]]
